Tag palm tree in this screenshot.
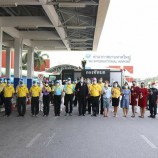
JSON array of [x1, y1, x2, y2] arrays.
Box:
[[22, 51, 49, 70]]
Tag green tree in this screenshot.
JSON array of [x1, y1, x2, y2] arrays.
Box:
[[22, 51, 49, 70]]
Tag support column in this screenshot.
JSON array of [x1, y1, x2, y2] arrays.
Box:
[[0, 28, 3, 77], [6, 48, 11, 78], [27, 47, 34, 89], [14, 38, 23, 89]]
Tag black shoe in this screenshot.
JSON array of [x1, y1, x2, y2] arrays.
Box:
[[69, 113, 72, 116], [17, 114, 21, 117], [83, 114, 85, 116], [152, 115, 156, 118], [148, 115, 152, 118], [79, 114, 81, 116]]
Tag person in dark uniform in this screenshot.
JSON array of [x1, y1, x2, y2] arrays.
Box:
[[0, 78, 5, 106], [75, 77, 88, 116], [148, 82, 158, 118]]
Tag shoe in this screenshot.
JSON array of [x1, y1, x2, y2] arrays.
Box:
[[83, 114, 85, 116], [43, 114, 46, 117], [69, 113, 72, 116], [32, 114, 35, 117], [65, 113, 68, 116], [152, 115, 156, 118], [148, 115, 152, 118], [131, 115, 135, 118]]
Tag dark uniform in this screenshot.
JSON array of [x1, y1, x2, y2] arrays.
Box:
[[75, 80, 88, 116], [148, 86, 158, 118]]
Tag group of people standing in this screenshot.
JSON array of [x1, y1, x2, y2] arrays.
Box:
[[0, 77, 157, 119]]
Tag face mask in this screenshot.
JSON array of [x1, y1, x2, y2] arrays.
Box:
[[105, 84, 108, 87], [56, 83, 59, 86], [114, 84, 117, 87], [33, 83, 37, 86], [80, 79, 83, 83], [99, 80, 102, 83], [68, 81, 71, 84], [7, 83, 10, 86], [21, 84, 24, 87], [45, 84, 48, 86], [93, 81, 97, 84], [125, 86, 128, 89]]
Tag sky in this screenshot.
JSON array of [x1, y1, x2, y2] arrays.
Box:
[[43, 0, 158, 79]]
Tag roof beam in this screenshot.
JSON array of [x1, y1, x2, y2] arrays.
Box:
[[19, 31, 61, 40], [0, 16, 53, 28], [93, 0, 110, 51], [39, 0, 70, 50]]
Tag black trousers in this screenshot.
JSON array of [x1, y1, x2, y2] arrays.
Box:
[[0, 93, 4, 105], [31, 97, 39, 115], [91, 96, 99, 116], [73, 96, 78, 107], [17, 97, 26, 116], [65, 94, 73, 114], [78, 96, 86, 115], [149, 102, 157, 116], [86, 97, 92, 114], [4, 97, 12, 116], [54, 95, 61, 116], [43, 95, 50, 116], [100, 95, 104, 114]]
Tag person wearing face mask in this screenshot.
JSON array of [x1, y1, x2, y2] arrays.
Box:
[[138, 82, 148, 118], [0, 78, 5, 106], [86, 78, 92, 114], [102, 80, 111, 117], [16, 81, 29, 117], [53, 80, 63, 116], [63, 78, 75, 116], [3, 79, 15, 117], [75, 77, 88, 116], [98, 77, 104, 115], [148, 82, 158, 118], [89, 78, 102, 116], [42, 81, 51, 116], [121, 83, 131, 117], [30, 81, 41, 117], [130, 81, 139, 117], [73, 79, 78, 107], [111, 81, 121, 117]]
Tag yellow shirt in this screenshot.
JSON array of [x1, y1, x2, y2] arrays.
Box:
[[111, 87, 121, 98], [89, 84, 102, 97], [30, 85, 41, 97], [64, 84, 74, 94], [98, 82, 105, 89], [17, 86, 29, 97], [4, 85, 15, 98], [0, 83, 5, 93]]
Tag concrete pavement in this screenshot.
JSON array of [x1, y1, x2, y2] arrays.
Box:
[[0, 105, 158, 158]]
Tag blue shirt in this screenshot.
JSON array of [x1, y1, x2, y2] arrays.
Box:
[[121, 89, 131, 100], [54, 86, 63, 95], [102, 87, 111, 98]]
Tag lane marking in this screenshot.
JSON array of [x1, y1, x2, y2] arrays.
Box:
[[45, 133, 56, 147], [140, 135, 157, 149], [26, 133, 42, 148]]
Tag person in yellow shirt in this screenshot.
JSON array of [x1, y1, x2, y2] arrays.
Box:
[[0, 78, 5, 106], [42, 81, 51, 116], [30, 81, 41, 117], [98, 77, 105, 115], [63, 78, 75, 116], [3, 79, 15, 117], [111, 81, 121, 117], [16, 80, 29, 117], [89, 78, 102, 116]]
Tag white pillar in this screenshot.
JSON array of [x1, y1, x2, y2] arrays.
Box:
[[14, 38, 23, 88], [0, 28, 3, 77], [27, 47, 34, 89], [6, 48, 11, 78]]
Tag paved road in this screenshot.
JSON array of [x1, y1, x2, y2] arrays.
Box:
[[0, 105, 158, 158]]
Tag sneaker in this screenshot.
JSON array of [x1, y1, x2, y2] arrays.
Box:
[[69, 113, 72, 116]]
